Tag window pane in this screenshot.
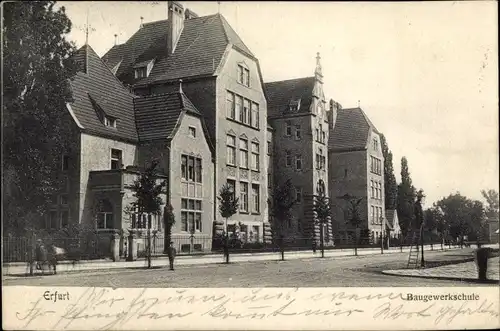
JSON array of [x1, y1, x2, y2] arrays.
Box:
[[181, 212, 188, 231], [188, 212, 195, 232], [181, 198, 188, 209], [188, 157, 194, 181], [195, 200, 202, 210], [226, 92, 235, 119], [195, 158, 202, 183], [61, 211, 69, 228], [105, 213, 114, 229], [195, 213, 202, 231], [189, 199, 195, 210]]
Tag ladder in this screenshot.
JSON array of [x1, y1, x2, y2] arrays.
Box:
[[407, 225, 423, 269]]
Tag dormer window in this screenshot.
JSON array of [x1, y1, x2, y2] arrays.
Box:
[[134, 59, 155, 79], [135, 67, 147, 79], [104, 116, 117, 128]]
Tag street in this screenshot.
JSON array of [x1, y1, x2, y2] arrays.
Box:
[[3, 248, 497, 287]]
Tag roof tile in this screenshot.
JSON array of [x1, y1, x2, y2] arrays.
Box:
[[264, 77, 316, 118], [329, 107, 379, 152]]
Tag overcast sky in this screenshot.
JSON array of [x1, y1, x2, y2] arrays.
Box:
[[57, 1, 498, 206]]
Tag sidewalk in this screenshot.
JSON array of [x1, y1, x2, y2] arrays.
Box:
[[3, 244, 496, 277], [382, 256, 500, 282]]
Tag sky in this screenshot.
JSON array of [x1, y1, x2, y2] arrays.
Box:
[[56, 1, 498, 206]]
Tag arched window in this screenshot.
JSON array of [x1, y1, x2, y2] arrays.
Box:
[[317, 179, 325, 196], [97, 199, 114, 229]]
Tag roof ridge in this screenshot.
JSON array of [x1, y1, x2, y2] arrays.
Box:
[[216, 14, 230, 44], [357, 107, 380, 134], [264, 76, 315, 84]]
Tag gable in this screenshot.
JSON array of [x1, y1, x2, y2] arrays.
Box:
[[69, 45, 137, 142]]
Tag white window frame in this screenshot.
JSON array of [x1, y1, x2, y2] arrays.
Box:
[[251, 142, 259, 170], [295, 124, 302, 140], [226, 91, 235, 119], [285, 121, 292, 136], [110, 148, 122, 170], [239, 138, 248, 169], [226, 135, 236, 166], [252, 184, 260, 213], [240, 181, 249, 212], [285, 151, 292, 167], [188, 126, 196, 138]]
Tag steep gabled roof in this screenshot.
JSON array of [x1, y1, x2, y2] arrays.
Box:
[[264, 77, 316, 118], [68, 45, 138, 142], [329, 107, 379, 152], [102, 14, 254, 86], [133, 91, 201, 142]]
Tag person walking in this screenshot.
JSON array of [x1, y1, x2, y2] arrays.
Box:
[[312, 239, 317, 254], [167, 241, 176, 271]]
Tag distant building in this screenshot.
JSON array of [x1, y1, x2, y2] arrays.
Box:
[[385, 209, 401, 239], [328, 106, 385, 243], [264, 53, 332, 244]]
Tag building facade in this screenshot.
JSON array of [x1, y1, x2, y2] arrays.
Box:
[[102, 1, 270, 243], [328, 106, 386, 243], [264, 54, 332, 244]]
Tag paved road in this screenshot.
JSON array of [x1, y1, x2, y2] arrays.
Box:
[[4, 248, 495, 287]]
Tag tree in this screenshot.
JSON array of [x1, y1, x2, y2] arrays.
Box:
[[434, 193, 485, 247], [217, 183, 239, 263], [313, 192, 331, 258], [424, 204, 447, 248], [3, 1, 78, 234], [338, 194, 364, 256], [396, 157, 416, 238], [481, 189, 499, 219], [380, 134, 398, 210], [268, 179, 297, 261], [129, 160, 167, 268], [414, 190, 425, 266]]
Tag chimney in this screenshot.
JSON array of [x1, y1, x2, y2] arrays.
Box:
[[167, 1, 185, 55]]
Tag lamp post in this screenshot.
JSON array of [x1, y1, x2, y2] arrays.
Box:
[[380, 215, 384, 254]]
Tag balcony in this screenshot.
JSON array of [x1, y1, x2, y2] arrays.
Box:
[[88, 169, 139, 193]]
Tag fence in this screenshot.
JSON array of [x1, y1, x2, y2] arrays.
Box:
[[2, 234, 110, 263]]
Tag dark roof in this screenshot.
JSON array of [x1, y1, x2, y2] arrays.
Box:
[[68, 45, 138, 142], [329, 107, 379, 152], [102, 14, 254, 86], [264, 77, 316, 118], [133, 91, 201, 142]]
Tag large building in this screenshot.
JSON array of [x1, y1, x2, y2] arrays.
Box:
[[66, 1, 272, 246], [264, 54, 332, 244], [328, 105, 386, 243]]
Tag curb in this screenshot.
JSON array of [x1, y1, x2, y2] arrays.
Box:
[[381, 270, 500, 284]]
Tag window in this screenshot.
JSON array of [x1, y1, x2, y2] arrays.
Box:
[[188, 156, 194, 181], [49, 211, 58, 229], [252, 184, 260, 213], [62, 155, 69, 171], [295, 186, 302, 203], [135, 67, 147, 79], [240, 182, 248, 212], [110, 149, 122, 170], [322, 131, 326, 144], [285, 151, 292, 167], [238, 65, 244, 84], [295, 125, 302, 139], [60, 194, 68, 206], [181, 198, 202, 232], [240, 99, 250, 124], [267, 141, 271, 155], [188, 126, 196, 138], [104, 116, 116, 128], [181, 155, 188, 179], [97, 199, 113, 229], [251, 102, 259, 128], [319, 124, 323, 143], [371, 180, 374, 198], [251, 142, 259, 170], [315, 128, 319, 142], [226, 91, 235, 119], [370, 205, 375, 224], [239, 138, 248, 168], [316, 148, 325, 170], [61, 210, 69, 228], [267, 173, 272, 189], [317, 179, 325, 195], [195, 158, 202, 183], [285, 121, 292, 136], [227, 135, 236, 165], [375, 207, 379, 225], [295, 155, 302, 170], [227, 179, 236, 199], [244, 68, 250, 87], [235, 95, 243, 121], [373, 138, 379, 151]]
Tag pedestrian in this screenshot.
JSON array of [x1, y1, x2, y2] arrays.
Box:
[[312, 240, 317, 254], [167, 241, 176, 271]]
